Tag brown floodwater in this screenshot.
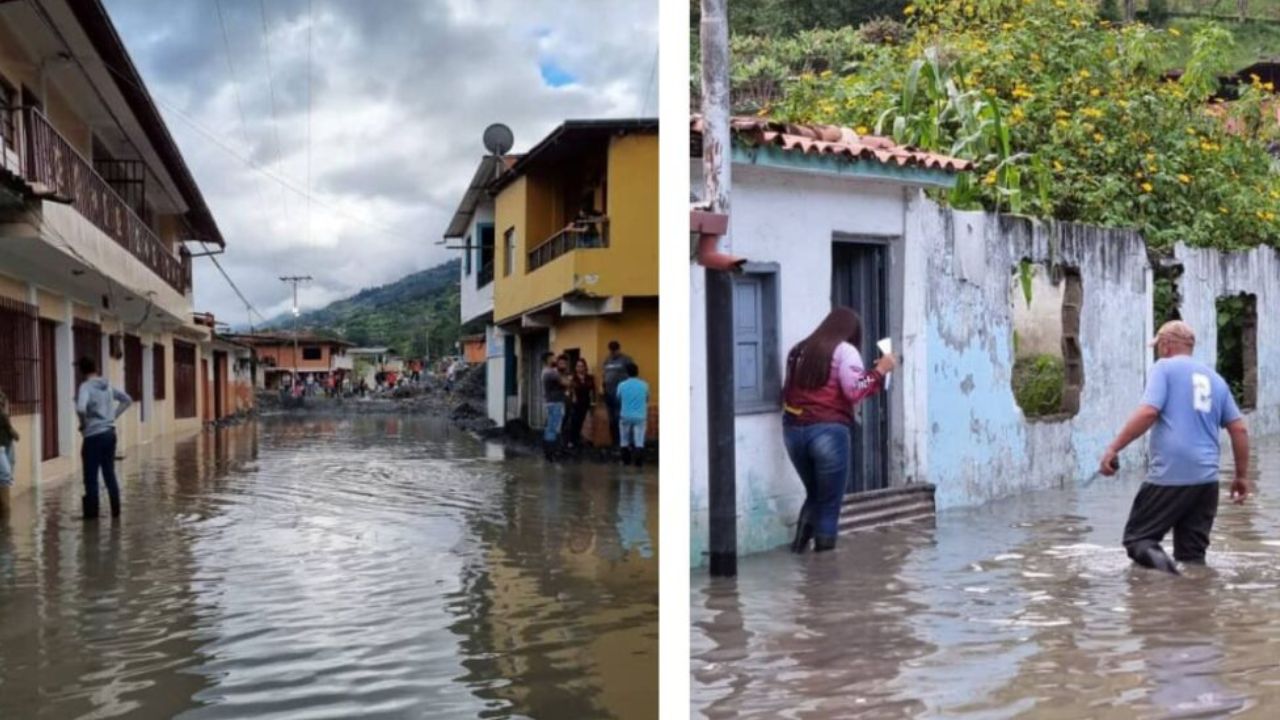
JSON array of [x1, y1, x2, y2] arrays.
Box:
[[692, 443, 1280, 719], [0, 415, 657, 719]]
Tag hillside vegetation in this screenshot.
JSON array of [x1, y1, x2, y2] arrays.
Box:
[[266, 259, 469, 358], [696, 0, 1280, 251]]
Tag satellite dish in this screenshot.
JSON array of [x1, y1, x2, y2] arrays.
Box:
[[482, 123, 514, 156]]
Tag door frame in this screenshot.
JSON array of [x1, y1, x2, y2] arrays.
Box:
[[832, 233, 893, 494], [38, 319, 58, 461]]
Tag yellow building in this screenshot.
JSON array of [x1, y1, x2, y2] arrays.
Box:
[[489, 119, 658, 441], [0, 0, 236, 500]]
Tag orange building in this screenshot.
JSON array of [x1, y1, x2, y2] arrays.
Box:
[[224, 333, 354, 389]]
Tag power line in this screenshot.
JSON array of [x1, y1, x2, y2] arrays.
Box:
[[202, 241, 270, 326], [640, 45, 658, 117], [258, 0, 289, 221]]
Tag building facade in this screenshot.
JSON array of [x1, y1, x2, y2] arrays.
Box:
[[449, 119, 659, 442], [0, 0, 238, 498], [224, 333, 354, 390]]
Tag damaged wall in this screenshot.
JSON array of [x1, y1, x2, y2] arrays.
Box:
[[1175, 243, 1280, 437], [906, 204, 1155, 510]]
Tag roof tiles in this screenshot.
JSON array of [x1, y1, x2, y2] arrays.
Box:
[[691, 115, 972, 172]]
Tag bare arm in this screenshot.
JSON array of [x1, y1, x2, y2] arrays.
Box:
[[1226, 418, 1250, 503], [1100, 404, 1159, 475]]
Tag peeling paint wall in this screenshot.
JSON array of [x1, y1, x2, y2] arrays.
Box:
[[911, 207, 1153, 510], [1175, 243, 1280, 436]]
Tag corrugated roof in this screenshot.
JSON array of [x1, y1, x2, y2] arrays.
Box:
[[691, 115, 972, 172]]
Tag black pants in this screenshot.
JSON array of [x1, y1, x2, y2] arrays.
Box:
[[604, 394, 621, 448], [1123, 481, 1219, 564], [82, 430, 120, 517], [566, 403, 591, 448]]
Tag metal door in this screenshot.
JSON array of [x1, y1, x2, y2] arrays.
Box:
[[832, 239, 889, 494], [522, 332, 550, 428]]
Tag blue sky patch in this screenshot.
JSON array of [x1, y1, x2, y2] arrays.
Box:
[[539, 58, 576, 87]]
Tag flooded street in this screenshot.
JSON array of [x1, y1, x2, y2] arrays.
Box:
[[0, 415, 656, 720], [692, 443, 1280, 719]]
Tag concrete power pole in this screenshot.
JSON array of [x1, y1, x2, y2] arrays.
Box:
[[701, 0, 737, 578], [280, 275, 312, 388]]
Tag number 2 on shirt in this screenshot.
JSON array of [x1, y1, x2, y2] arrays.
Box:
[[1192, 373, 1212, 413]]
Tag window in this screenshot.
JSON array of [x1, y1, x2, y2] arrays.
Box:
[[1010, 262, 1083, 419], [0, 297, 39, 415], [173, 341, 197, 419], [1216, 293, 1257, 410], [504, 227, 515, 276], [73, 319, 103, 380], [124, 334, 143, 405], [302, 346, 323, 361], [464, 234, 472, 276], [0, 77, 16, 155], [733, 267, 781, 413], [478, 223, 496, 287], [153, 343, 166, 400]]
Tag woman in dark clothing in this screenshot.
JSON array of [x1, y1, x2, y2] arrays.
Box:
[[566, 358, 598, 454], [782, 307, 896, 553]]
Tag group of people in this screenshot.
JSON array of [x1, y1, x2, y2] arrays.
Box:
[[784, 308, 1250, 571], [540, 340, 650, 466], [0, 357, 131, 520]]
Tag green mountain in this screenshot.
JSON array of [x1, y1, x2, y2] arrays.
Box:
[[266, 259, 471, 358]]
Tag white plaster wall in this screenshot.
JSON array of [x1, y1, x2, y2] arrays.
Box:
[[485, 325, 506, 424], [1010, 268, 1066, 359], [689, 161, 907, 563], [1176, 243, 1280, 438], [460, 203, 495, 325]]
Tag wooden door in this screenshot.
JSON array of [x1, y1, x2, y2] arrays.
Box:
[[39, 319, 58, 460]]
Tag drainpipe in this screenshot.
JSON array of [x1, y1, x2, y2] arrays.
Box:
[[700, 0, 740, 578]]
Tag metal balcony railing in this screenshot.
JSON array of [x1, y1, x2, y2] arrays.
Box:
[[526, 217, 610, 273], [20, 108, 190, 293]]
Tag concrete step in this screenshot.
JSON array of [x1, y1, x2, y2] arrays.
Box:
[[838, 483, 936, 534]]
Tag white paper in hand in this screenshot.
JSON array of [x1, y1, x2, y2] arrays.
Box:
[[877, 338, 892, 391]]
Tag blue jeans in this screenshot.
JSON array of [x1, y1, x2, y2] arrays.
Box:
[[619, 418, 646, 448], [0, 442, 14, 488], [783, 422, 851, 540], [81, 430, 120, 516], [543, 402, 565, 443]]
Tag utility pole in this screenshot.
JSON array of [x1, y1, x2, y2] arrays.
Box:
[[701, 0, 737, 578], [280, 275, 311, 388]]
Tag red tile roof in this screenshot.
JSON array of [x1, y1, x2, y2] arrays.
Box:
[[691, 115, 972, 172]]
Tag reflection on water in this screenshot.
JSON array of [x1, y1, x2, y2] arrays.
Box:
[[692, 444, 1280, 719], [0, 415, 656, 719]]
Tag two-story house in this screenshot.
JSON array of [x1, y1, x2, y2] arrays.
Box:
[[224, 333, 354, 390], [0, 0, 234, 496], [446, 153, 516, 424], [468, 118, 659, 442]]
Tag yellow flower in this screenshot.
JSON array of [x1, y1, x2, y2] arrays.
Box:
[[1270, 190, 1280, 199], [1053, 160, 1064, 172], [1070, 18, 1083, 29], [1002, 22, 1013, 31], [903, 5, 915, 15], [1082, 107, 1102, 118], [1011, 105, 1025, 121], [1177, 173, 1191, 184], [1079, 69, 1091, 80], [1266, 82, 1276, 92], [1169, 28, 1181, 37], [1141, 182, 1153, 193], [1055, 118, 1070, 128], [856, 126, 870, 135], [1093, 132, 1105, 143], [982, 170, 997, 186], [820, 70, 832, 78], [1089, 88, 1101, 97], [1220, 206, 1229, 214], [1134, 170, 1144, 178], [1055, 109, 1072, 119], [1186, 127, 1198, 135], [1145, 152, 1156, 161]]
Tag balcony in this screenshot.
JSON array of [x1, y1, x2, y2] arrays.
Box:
[[526, 217, 610, 272], [19, 108, 190, 293]]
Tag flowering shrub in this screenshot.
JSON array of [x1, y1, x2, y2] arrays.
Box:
[[756, 0, 1280, 250]]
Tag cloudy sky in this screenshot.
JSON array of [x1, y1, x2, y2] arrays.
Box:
[[102, 0, 658, 326]]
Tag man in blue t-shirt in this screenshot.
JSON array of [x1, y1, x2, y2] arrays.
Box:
[[616, 362, 650, 467], [1100, 320, 1250, 573]]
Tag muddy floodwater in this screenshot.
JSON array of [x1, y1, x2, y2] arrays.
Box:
[[692, 443, 1280, 719], [0, 415, 656, 719]]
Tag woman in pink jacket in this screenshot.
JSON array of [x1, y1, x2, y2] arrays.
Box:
[[782, 307, 896, 553]]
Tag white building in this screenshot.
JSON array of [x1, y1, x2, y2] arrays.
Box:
[[444, 155, 515, 425]]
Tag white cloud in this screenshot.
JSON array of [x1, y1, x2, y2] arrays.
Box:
[[102, 0, 658, 326]]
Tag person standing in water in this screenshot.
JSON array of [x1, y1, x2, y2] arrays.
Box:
[[76, 357, 132, 519], [616, 362, 650, 467], [0, 390, 18, 517], [601, 341, 634, 451], [541, 352, 569, 461], [1099, 320, 1250, 573], [782, 307, 896, 553]]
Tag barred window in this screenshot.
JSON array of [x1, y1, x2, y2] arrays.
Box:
[[0, 297, 39, 415], [153, 343, 166, 400]]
